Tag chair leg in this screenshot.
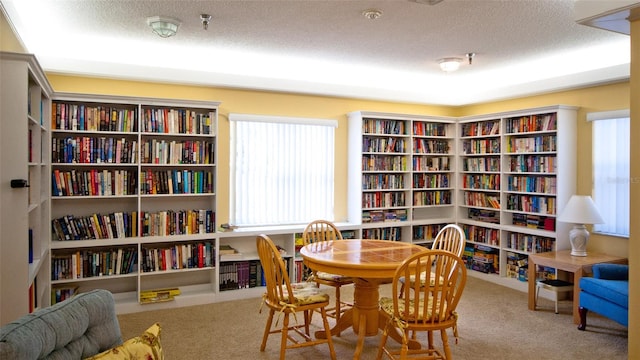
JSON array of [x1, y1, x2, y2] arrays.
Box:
[[440, 328, 452, 359], [280, 313, 289, 360], [260, 309, 275, 351], [320, 307, 337, 360], [376, 323, 390, 360]]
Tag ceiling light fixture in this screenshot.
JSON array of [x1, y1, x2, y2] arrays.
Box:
[[200, 14, 212, 30], [147, 16, 181, 38], [362, 9, 383, 20], [438, 57, 463, 72]]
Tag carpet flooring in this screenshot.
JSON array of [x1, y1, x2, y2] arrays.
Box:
[[118, 276, 627, 359]]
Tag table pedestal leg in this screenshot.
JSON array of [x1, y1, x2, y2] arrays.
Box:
[[316, 278, 420, 360]]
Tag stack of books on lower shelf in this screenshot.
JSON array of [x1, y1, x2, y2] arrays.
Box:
[[219, 244, 243, 261], [139, 287, 181, 304]]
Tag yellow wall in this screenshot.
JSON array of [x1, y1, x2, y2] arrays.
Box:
[[0, 6, 25, 53]]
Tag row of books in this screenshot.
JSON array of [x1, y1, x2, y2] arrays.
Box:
[[362, 118, 406, 135], [512, 213, 556, 231], [140, 139, 215, 165], [508, 154, 556, 173], [506, 232, 555, 253], [52, 169, 137, 197], [52, 136, 137, 164], [362, 173, 405, 191], [412, 155, 450, 172], [140, 209, 216, 237], [461, 120, 499, 137], [52, 247, 137, 280], [362, 137, 406, 153], [141, 108, 214, 135], [461, 138, 500, 154], [141, 241, 215, 272], [52, 212, 137, 241], [412, 190, 452, 206], [463, 192, 500, 209], [507, 175, 556, 194], [413, 121, 447, 137], [220, 260, 265, 291], [362, 154, 407, 172], [462, 224, 500, 246], [462, 174, 500, 191], [362, 209, 408, 223], [506, 134, 557, 153], [462, 157, 500, 172], [412, 138, 450, 154], [51, 209, 215, 241], [53, 103, 138, 132], [140, 169, 214, 195], [412, 223, 445, 241], [467, 208, 500, 224], [362, 191, 406, 209], [362, 227, 402, 241], [506, 194, 556, 215], [505, 113, 557, 134], [413, 173, 450, 188]]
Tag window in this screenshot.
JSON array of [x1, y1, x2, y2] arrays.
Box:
[[229, 113, 336, 227], [589, 110, 630, 237]]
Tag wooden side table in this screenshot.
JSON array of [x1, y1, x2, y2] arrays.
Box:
[[527, 250, 627, 324]]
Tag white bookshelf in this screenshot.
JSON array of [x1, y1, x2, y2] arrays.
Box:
[[49, 93, 220, 313], [457, 105, 577, 289], [0, 52, 53, 325], [347, 111, 457, 244]]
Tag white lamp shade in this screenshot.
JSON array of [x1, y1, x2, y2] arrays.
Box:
[[557, 195, 605, 225]]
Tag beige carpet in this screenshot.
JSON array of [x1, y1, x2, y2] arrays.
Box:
[[117, 276, 627, 359]]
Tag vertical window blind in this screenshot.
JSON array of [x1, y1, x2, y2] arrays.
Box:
[[589, 110, 630, 237], [229, 113, 336, 227]]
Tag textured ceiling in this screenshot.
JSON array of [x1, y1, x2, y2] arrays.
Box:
[[0, 0, 632, 105]]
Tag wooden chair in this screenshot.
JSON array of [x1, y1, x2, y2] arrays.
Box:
[[399, 224, 466, 298], [377, 249, 467, 360], [302, 220, 354, 328], [256, 234, 336, 360]]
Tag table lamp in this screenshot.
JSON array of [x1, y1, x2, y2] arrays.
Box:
[[557, 195, 605, 256]]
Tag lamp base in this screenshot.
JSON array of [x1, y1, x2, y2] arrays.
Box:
[[569, 224, 589, 257]]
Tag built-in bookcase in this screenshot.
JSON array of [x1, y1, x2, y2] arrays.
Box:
[[457, 106, 577, 291], [347, 111, 457, 243], [0, 52, 53, 325], [49, 93, 220, 313]]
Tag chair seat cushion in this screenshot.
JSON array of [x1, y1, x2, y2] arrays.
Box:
[[379, 296, 446, 322], [316, 271, 352, 282], [579, 277, 628, 309], [285, 282, 330, 306], [400, 272, 444, 287]]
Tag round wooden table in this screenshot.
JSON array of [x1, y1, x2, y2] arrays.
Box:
[[300, 239, 425, 360]]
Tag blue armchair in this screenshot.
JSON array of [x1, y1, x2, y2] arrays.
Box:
[[578, 263, 628, 330]]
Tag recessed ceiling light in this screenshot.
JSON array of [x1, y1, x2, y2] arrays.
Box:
[[438, 58, 463, 72]]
